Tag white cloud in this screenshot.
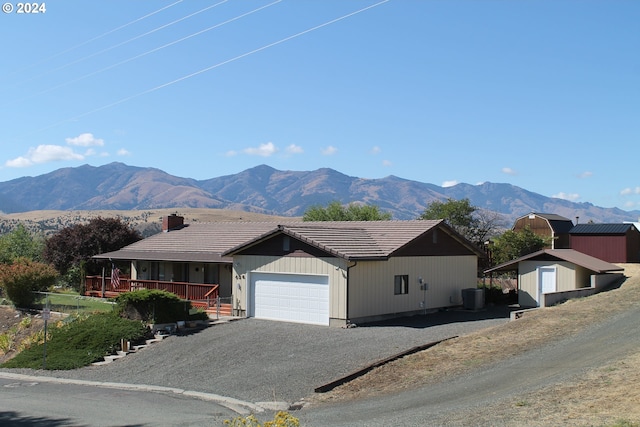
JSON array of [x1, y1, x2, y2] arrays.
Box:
[[65, 133, 104, 147], [382, 159, 392, 167], [442, 180, 458, 188], [117, 148, 131, 156], [501, 167, 517, 176], [578, 171, 593, 179], [285, 144, 303, 154], [370, 146, 381, 155], [621, 187, 640, 196], [5, 145, 84, 168], [553, 192, 580, 201], [322, 146, 337, 156], [225, 150, 238, 157], [244, 142, 277, 157]]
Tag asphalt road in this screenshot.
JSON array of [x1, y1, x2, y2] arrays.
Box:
[[0, 376, 236, 427], [298, 303, 640, 426]]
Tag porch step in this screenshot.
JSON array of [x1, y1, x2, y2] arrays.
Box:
[[91, 333, 168, 366], [206, 303, 233, 317]]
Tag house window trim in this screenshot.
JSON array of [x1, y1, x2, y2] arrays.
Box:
[[394, 274, 409, 295]]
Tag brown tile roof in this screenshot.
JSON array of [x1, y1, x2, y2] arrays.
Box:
[[484, 249, 624, 274], [94, 222, 286, 263], [96, 220, 483, 262], [224, 220, 484, 260]]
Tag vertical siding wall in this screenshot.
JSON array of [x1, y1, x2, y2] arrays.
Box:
[[348, 255, 477, 319], [232, 255, 348, 320], [571, 236, 627, 263], [519, 261, 578, 307]]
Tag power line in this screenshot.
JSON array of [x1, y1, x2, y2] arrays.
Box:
[[20, 1, 229, 85], [28, 0, 391, 135], [3, 0, 184, 78], [2, 0, 281, 110]]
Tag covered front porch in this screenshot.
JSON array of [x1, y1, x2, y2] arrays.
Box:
[[84, 274, 232, 316]]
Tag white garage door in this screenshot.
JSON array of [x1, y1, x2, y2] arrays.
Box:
[[250, 272, 330, 326]]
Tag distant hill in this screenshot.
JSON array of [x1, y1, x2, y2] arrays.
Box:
[[0, 162, 637, 226]]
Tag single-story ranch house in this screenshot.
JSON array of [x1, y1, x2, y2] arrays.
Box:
[[93, 215, 485, 327]]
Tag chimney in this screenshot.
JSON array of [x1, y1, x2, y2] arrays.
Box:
[[575, 216, 579, 225], [162, 214, 184, 232]]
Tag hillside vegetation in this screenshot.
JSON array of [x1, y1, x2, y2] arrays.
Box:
[[0, 208, 296, 237]]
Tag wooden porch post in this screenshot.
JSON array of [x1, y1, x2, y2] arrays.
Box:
[[101, 266, 106, 298]]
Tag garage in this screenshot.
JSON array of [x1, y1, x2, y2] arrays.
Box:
[[249, 272, 330, 326]]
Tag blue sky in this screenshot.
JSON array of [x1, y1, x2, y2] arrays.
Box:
[[1, 1, 638, 210]]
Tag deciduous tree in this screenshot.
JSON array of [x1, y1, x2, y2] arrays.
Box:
[[489, 226, 549, 265], [0, 224, 45, 263], [303, 201, 392, 221], [419, 198, 502, 244], [0, 258, 58, 308], [43, 217, 142, 277]]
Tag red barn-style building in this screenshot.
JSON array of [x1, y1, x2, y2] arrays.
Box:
[[569, 223, 640, 263]]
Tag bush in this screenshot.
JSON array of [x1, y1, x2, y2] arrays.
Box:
[[225, 411, 300, 427], [2, 312, 149, 370], [0, 258, 58, 308], [115, 289, 207, 324]]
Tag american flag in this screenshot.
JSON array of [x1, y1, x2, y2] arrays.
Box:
[[111, 265, 121, 289]]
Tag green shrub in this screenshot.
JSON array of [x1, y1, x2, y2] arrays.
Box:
[[2, 312, 149, 370], [115, 289, 206, 324], [0, 258, 58, 308]]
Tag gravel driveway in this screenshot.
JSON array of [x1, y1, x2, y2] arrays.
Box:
[[1, 306, 514, 406]]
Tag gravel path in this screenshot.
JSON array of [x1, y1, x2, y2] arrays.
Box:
[[0, 307, 513, 406]]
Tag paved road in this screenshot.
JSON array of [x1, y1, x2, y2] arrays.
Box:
[[0, 376, 236, 427], [298, 303, 640, 426]]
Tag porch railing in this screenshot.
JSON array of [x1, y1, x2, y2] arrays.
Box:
[[85, 276, 219, 306]]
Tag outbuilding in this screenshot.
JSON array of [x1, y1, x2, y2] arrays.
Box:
[[569, 223, 640, 263], [485, 249, 623, 308], [512, 213, 575, 249]]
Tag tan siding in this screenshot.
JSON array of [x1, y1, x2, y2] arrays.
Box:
[[232, 255, 348, 320], [556, 262, 576, 292], [519, 261, 578, 306], [575, 266, 592, 288], [518, 261, 538, 307], [348, 256, 477, 319]]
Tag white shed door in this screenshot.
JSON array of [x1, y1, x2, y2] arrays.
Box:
[[250, 273, 330, 326], [538, 266, 557, 304]]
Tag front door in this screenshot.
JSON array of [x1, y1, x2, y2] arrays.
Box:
[[538, 266, 556, 306]]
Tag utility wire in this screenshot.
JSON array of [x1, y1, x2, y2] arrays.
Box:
[[2, 0, 281, 110], [29, 0, 391, 135], [21, 1, 229, 85], [3, 0, 184, 78]]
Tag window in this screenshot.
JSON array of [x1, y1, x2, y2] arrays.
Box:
[[394, 275, 409, 295]]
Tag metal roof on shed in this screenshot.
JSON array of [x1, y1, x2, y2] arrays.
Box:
[[570, 223, 636, 235]]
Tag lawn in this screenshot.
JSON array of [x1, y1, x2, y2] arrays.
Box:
[[32, 291, 115, 315]]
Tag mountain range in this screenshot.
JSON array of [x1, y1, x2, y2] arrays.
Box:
[[0, 162, 637, 226]]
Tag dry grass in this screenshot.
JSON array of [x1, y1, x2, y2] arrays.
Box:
[[0, 208, 296, 223], [313, 264, 640, 425]]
